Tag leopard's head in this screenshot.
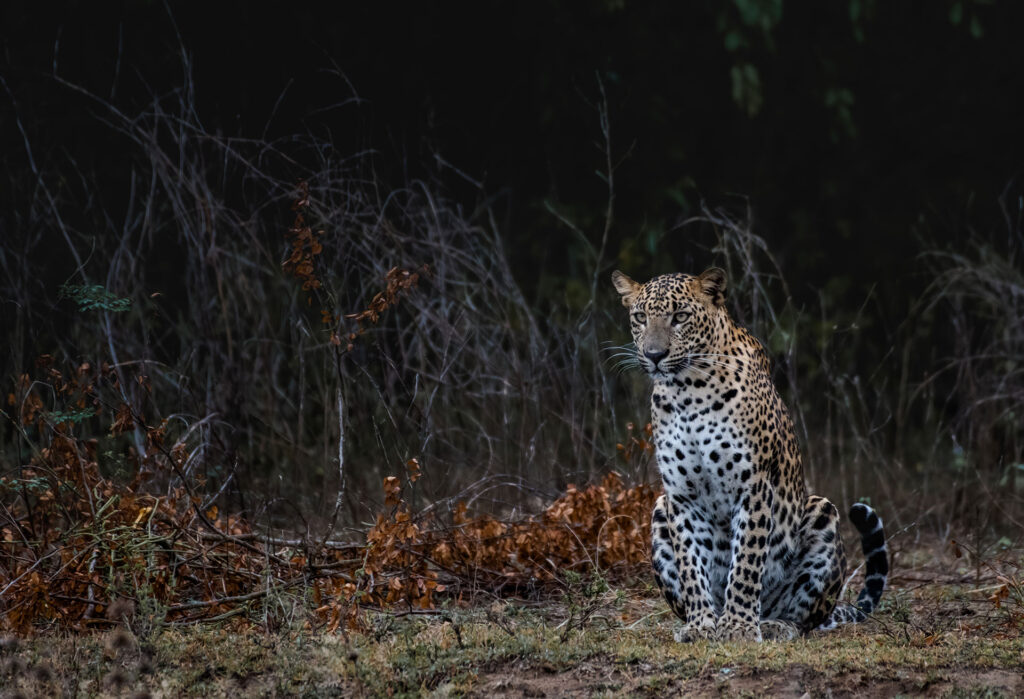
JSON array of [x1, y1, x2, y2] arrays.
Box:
[[611, 268, 727, 378]]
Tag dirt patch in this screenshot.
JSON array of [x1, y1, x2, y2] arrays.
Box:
[[697, 668, 1024, 698], [476, 672, 612, 698], [470, 663, 1024, 698]]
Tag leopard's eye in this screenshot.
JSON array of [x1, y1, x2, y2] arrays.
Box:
[[632, 311, 647, 324], [672, 310, 690, 325]]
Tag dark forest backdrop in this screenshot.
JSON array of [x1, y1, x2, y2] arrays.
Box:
[[2, 0, 1023, 543]]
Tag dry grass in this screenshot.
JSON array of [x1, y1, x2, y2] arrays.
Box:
[[4, 542, 1024, 698]]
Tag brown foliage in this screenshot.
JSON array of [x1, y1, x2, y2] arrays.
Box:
[[284, 181, 428, 352], [1, 360, 657, 635], [0, 181, 654, 635], [354, 470, 657, 613], [283, 180, 324, 293]]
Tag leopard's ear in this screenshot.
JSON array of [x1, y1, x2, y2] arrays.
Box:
[[698, 267, 727, 307], [611, 270, 641, 308]]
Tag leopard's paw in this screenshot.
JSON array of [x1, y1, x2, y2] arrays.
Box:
[[715, 615, 761, 642], [759, 619, 800, 641], [673, 614, 716, 643]]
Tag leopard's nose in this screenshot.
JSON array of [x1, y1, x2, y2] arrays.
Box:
[[644, 348, 669, 367]]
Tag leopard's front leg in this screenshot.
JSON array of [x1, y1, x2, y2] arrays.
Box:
[[717, 478, 774, 642], [652, 495, 718, 641]]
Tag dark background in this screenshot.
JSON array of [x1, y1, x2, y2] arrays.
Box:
[[4, 0, 1021, 299]]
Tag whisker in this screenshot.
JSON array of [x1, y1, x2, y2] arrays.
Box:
[[613, 359, 641, 370], [612, 363, 641, 376], [684, 353, 747, 363], [601, 345, 637, 355], [690, 360, 739, 371], [685, 365, 715, 380]]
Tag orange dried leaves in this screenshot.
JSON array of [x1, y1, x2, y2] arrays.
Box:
[[2, 364, 658, 636], [283, 181, 426, 354], [616, 421, 654, 465], [283, 180, 324, 292], [349, 470, 658, 615], [382, 476, 402, 506], [344, 266, 426, 327]]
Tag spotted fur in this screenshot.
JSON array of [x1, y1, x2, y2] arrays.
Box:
[[612, 268, 888, 641]]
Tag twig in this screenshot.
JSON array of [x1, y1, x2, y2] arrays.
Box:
[[166, 577, 305, 613], [626, 609, 670, 630], [195, 530, 361, 551]]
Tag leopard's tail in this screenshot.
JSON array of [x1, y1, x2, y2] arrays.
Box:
[[824, 502, 889, 627]]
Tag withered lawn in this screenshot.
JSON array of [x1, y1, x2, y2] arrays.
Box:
[[5, 542, 1024, 698]]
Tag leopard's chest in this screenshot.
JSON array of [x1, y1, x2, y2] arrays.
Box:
[[651, 381, 756, 524]]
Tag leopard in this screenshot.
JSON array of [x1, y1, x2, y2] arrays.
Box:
[[612, 267, 889, 642]]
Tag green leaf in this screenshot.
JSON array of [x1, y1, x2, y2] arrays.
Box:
[[969, 15, 984, 38], [48, 407, 98, 424], [949, 2, 963, 25], [723, 30, 745, 52], [730, 63, 763, 118], [58, 283, 132, 312]]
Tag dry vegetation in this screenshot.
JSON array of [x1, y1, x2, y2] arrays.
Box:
[[4, 544, 1024, 696], [3, 63, 1024, 696]]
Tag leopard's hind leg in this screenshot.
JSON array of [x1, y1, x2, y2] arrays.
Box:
[[761, 495, 846, 635]]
